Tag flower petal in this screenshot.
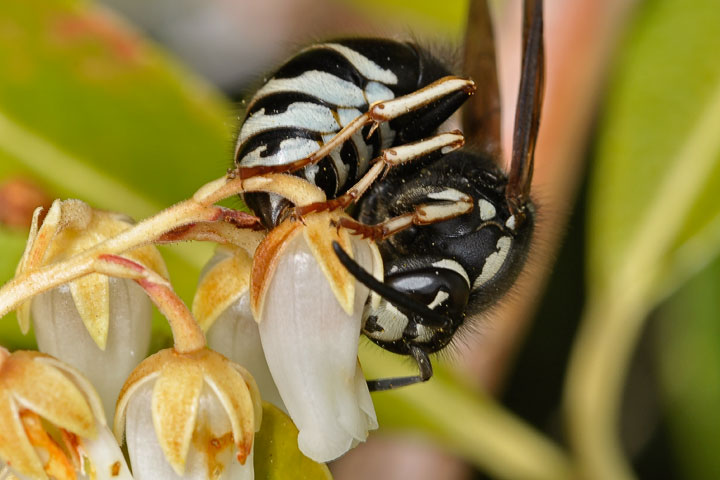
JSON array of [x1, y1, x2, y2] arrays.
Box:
[[206, 288, 285, 412], [2, 352, 95, 438], [114, 350, 166, 443], [258, 232, 377, 462], [126, 380, 254, 480], [33, 278, 152, 424], [69, 274, 110, 350], [250, 218, 302, 321], [201, 350, 256, 463], [302, 212, 356, 315], [79, 422, 133, 480], [0, 389, 44, 479], [152, 354, 204, 475], [193, 246, 252, 332]]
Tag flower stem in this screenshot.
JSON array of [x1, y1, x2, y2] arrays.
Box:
[[0, 174, 248, 319], [97, 255, 205, 353]]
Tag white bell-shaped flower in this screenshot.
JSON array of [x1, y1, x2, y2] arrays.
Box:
[[0, 348, 132, 480], [193, 245, 285, 411], [15, 200, 167, 422], [251, 212, 380, 462], [114, 348, 261, 480]]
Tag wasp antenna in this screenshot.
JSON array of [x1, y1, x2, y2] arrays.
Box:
[[332, 242, 451, 327], [462, 0, 501, 160], [506, 0, 544, 221]]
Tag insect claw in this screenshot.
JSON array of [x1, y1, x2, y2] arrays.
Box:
[[366, 121, 380, 140]]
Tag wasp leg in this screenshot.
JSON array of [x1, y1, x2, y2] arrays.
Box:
[[236, 76, 475, 179], [294, 131, 465, 216], [366, 346, 433, 391], [335, 189, 474, 242]]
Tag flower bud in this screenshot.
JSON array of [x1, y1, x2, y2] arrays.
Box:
[[114, 348, 261, 479], [0, 348, 132, 480], [193, 245, 284, 411], [16, 200, 167, 421]]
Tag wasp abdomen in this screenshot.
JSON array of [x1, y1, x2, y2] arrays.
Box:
[[235, 39, 468, 228]]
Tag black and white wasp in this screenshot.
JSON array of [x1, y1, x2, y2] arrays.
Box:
[[234, 0, 545, 391]]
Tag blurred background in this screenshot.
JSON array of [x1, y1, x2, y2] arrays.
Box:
[[1, 0, 719, 479]]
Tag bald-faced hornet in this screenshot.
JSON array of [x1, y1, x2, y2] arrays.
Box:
[[234, 0, 544, 392], [332, 0, 544, 391]]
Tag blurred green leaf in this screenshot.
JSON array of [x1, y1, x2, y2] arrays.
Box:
[[657, 256, 720, 480], [360, 343, 572, 480], [254, 402, 333, 480], [588, 0, 720, 299], [339, 0, 469, 38], [0, 0, 237, 345], [567, 0, 720, 478]]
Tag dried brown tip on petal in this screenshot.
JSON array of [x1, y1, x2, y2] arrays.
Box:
[[193, 247, 252, 331], [201, 350, 256, 463], [230, 363, 262, 432], [250, 219, 302, 321]]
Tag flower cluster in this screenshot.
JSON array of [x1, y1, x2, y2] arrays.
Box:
[[0, 171, 383, 478]]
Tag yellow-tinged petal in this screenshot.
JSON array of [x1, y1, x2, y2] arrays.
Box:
[[152, 353, 204, 475], [1, 352, 96, 439], [193, 247, 252, 331], [69, 274, 110, 350], [250, 219, 302, 321], [201, 350, 256, 463], [16, 302, 31, 336], [229, 363, 262, 432], [114, 349, 169, 442], [38, 356, 106, 427], [0, 388, 45, 479], [303, 212, 356, 315], [14, 203, 60, 334]]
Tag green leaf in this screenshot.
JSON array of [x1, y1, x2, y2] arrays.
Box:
[[588, 0, 720, 299], [0, 0, 236, 345], [339, 0, 469, 38], [254, 402, 333, 480], [359, 343, 572, 480], [657, 256, 720, 480], [566, 0, 720, 478]]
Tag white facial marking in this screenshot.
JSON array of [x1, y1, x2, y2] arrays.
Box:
[[505, 215, 516, 230], [478, 199, 496, 221], [239, 137, 319, 167], [364, 81, 396, 104], [238, 103, 339, 144], [311, 43, 399, 84], [427, 290, 450, 310], [431, 259, 470, 286], [416, 324, 435, 343], [366, 300, 408, 342], [473, 236, 512, 289], [253, 71, 366, 107]]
